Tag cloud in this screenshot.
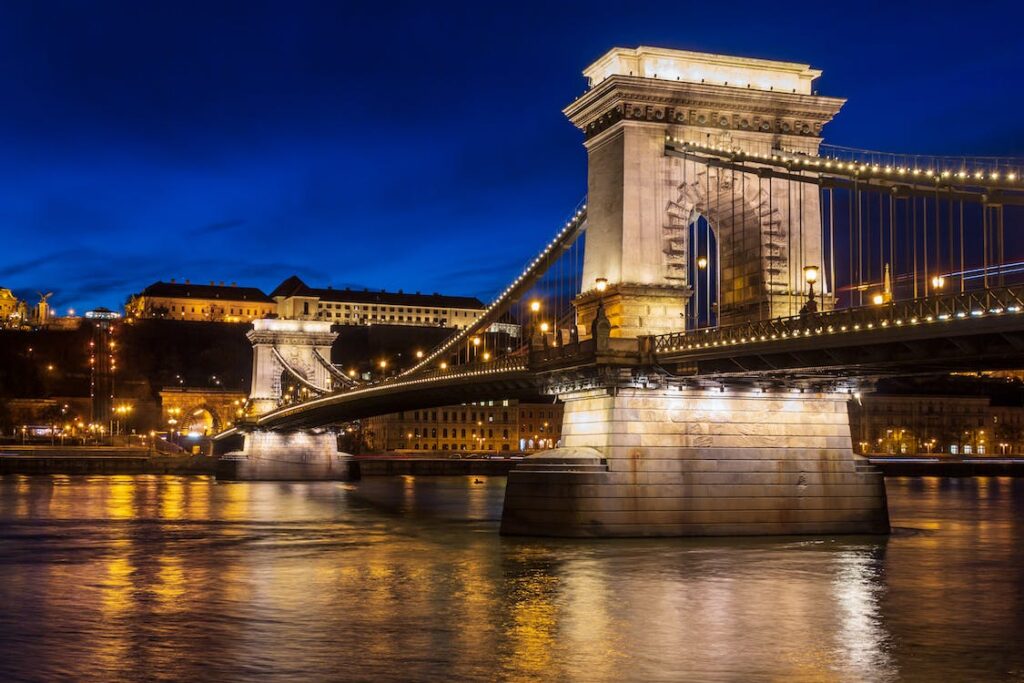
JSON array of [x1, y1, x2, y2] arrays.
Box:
[[0, 250, 81, 278]]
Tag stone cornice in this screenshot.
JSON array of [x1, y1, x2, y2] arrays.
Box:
[[247, 330, 337, 347], [564, 75, 845, 141]]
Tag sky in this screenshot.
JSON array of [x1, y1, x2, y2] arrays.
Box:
[[1, 0, 1022, 314]]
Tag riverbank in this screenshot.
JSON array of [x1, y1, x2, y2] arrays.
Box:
[[0, 447, 520, 477], [5, 449, 1022, 478], [869, 456, 1024, 476], [352, 457, 519, 477], [0, 447, 217, 475]]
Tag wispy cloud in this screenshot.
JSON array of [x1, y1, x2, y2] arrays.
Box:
[[0, 250, 81, 278]]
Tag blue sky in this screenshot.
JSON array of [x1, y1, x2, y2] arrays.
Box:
[[1, 0, 1022, 313]]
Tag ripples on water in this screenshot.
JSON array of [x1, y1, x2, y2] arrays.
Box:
[[0, 474, 1022, 682]]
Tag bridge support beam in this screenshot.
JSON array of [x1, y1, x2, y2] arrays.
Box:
[[217, 429, 353, 481], [501, 386, 889, 537]]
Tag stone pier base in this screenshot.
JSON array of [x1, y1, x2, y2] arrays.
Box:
[[500, 388, 889, 537], [217, 430, 353, 481]]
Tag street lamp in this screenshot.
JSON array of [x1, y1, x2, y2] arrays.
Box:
[[697, 256, 708, 270], [872, 293, 885, 306], [595, 277, 608, 293], [801, 265, 819, 316], [529, 300, 541, 313], [931, 275, 946, 291]]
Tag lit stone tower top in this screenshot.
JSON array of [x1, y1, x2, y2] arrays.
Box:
[[567, 46, 844, 335], [567, 46, 844, 155], [582, 46, 822, 95]]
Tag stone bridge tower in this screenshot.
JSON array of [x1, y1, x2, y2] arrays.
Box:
[[219, 318, 347, 481], [502, 47, 888, 538], [247, 319, 337, 414], [565, 46, 845, 337]]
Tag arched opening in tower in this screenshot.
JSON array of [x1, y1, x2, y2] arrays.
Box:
[[689, 213, 719, 329]]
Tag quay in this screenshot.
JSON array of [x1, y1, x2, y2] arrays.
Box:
[[0, 446, 521, 477], [869, 457, 1024, 477]]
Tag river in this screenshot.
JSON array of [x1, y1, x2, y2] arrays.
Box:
[[0, 475, 1021, 682]]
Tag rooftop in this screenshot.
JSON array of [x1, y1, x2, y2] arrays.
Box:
[[270, 276, 485, 310], [140, 281, 274, 303]]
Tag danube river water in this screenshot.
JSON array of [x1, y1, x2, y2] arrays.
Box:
[[0, 475, 1022, 682]]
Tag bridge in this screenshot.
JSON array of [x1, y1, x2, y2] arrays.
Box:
[[216, 46, 1024, 537]]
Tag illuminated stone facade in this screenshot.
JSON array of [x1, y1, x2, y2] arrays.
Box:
[[565, 46, 844, 336], [849, 394, 1024, 455], [128, 280, 276, 322], [502, 47, 888, 538], [221, 319, 349, 480], [159, 387, 249, 435], [271, 275, 485, 329], [502, 388, 889, 537], [247, 319, 337, 415], [363, 400, 563, 452], [0, 288, 21, 326]]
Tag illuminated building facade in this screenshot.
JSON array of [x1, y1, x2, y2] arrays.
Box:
[[363, 400, 563, 452], [159, 387, 249, 436], [271, 275, 485, 329], [0, 287, 21, 326], [127, 280, 276, 322], [849, 394, 1024, 455]]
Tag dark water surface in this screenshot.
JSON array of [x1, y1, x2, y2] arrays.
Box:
[[0, 474, 1022, 682]]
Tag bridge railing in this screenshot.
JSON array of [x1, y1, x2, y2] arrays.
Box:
[[653, 286, 1024, 354], [816, 144, 1024, 177]]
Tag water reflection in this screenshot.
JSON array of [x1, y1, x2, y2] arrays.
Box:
[[0, 475, 1021, 681]]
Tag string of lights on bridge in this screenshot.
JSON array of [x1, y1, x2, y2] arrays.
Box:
[[260, 359, 530, 426], [667, 138, 1022, 188], [401, 202, 588, 377], [659, 296, 1024, 354]]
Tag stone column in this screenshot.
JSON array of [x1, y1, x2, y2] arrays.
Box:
[[246, 319, 337, 414], [502, 386, 889, 537]]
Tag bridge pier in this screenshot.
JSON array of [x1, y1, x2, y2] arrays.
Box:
[[501, 386, 889, 537], [217, 429, 354, 481]]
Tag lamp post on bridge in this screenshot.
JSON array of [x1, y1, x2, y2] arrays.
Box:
[[695, 256, 708, 328], [800, 265, 820, 320]]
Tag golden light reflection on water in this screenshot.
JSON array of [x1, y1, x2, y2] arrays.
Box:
[[160, 477, 185, 520], [155, 554, 187, 610], [503, 564, 561, 678], [105, 476, 137, 519], [0, 475, 1022, 682]]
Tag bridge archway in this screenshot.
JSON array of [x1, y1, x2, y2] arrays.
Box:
[[186, 406, 218, 435], [687, 212, 719, 328], [667, 160, 826, 325]]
